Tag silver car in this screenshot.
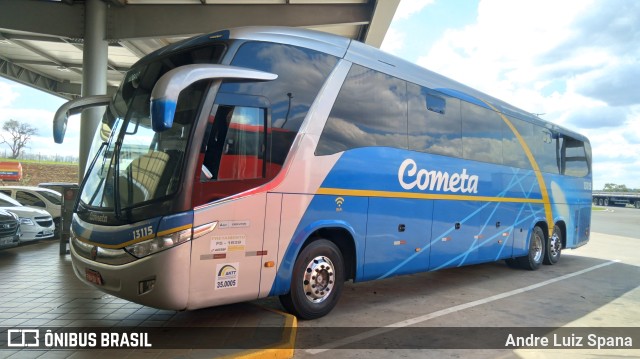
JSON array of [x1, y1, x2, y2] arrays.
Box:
[[0, 193, 54, 243], [0, 209, 20, 249]]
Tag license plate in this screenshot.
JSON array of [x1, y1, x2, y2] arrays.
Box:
[[85, 269, 104, 286]]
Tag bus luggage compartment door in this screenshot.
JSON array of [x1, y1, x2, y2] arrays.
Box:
[[363, 197, 433, 280]]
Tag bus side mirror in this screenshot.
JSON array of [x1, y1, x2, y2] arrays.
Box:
[[150, 64, 277, 132], [53, 95, 111, 144]]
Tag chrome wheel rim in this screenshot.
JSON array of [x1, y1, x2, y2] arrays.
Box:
[[532, 232, 543, 263], [303, 255, 335, 304], [549, 232, 561, 258]]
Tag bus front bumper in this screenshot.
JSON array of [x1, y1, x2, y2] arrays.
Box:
[[70, 239, 191, 310]]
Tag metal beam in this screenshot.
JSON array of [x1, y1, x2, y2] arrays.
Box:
[[0, 32, 83, 76], [364, 0, 400, 47], [0, 1, 376, 43], [0, 55, 77, 99], [1, 1, 374, 41], [108, 3, 373, 39], [0, 32, 124, 47], [0, 0, 84, 39], [12, 58, 129, 73], [59, 37, 126, 74], [104, 0, 126, 7], [118, 40, 148, 58]]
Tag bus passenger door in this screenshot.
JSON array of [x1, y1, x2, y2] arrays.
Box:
[[188, 93, 275, 308], [259, 193, 282, 298], [189, 194, 267, 308], [363, 198, 433, 280]]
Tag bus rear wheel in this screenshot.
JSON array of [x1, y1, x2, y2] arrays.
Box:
[[543, 225, 562, 265], [279, 239, 345, 320], [516, 226, 545, 270]]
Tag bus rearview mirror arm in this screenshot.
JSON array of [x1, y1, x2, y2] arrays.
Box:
[[150, 64, 277, 132], [53, 95, 112, 144]]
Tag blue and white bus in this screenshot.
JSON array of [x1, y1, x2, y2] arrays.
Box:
[[54, 27, 592, 320]]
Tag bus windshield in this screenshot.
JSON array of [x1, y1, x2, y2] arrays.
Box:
[[79, 45, 225, 211]]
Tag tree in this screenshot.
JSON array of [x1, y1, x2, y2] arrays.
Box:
[[603, 183, 629, 192], [0, 119, 38, 159]]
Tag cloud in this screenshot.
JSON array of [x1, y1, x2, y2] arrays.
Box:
[[564, 106, 630, 130], [381, 0, 436, 55], [0, 81, 20, 108], [409, 0, 640, 188], [554, 0, 640, 58], [392, 0, 435, 20], [536, 0, 640, 107], [573, 63, 640, 106], [380, 27, 406, 54], [0, 79, 79, 157], [620, 109, 640, 145]]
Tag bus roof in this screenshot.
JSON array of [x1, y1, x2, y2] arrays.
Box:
[[138, 26, 588, 143]]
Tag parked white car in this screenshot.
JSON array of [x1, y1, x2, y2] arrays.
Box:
[[0, 186, 62, 236], [0, 193, 54, 243]]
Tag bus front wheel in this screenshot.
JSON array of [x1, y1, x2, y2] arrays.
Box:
[[279, 239, 345, 320], [516, 226, 545, 270], [543, 225, 562, 265]]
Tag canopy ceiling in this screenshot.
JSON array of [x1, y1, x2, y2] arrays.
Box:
[[0, 0, 399, 99]]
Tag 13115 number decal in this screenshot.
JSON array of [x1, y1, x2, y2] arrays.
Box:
[[132, 226, 154, 240]]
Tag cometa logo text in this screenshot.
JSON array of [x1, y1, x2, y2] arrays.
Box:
[[398, 159, 479, 193]]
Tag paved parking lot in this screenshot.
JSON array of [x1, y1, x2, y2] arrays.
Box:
[[0, 207, 638, 358], [286, 207, 640, 358], [0, 240, 293, 358]]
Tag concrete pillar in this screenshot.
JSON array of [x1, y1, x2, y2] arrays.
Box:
[[79, 0, 108, 182]]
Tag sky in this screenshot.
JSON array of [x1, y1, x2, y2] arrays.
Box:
[[0, 0, 638, 189], [380, 0, 640, 190]]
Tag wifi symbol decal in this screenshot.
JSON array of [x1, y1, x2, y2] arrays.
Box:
[[335, 197, 344, 212]]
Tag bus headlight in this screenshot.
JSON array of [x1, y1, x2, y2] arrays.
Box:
[[125, 228, 192, 258]]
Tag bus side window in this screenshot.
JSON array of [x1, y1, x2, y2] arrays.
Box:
[[461, 102, 504, 165], [536, 127, 560, 174], [316, 64, 407, 155], [503, 116, 533, 170], [408, 84, 462, 158], [560, 135, 590, 177]]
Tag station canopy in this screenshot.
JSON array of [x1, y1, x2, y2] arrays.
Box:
[[0, 0, 399, 100]]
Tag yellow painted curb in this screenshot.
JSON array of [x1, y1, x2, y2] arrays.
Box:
[[219, 306, 297, 359]]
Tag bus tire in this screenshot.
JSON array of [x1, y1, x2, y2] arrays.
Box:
[[516, 226, 545, 270], [504, 258, 520, 269], [543, 225, 562, 265], [279, 239, 345, 320]]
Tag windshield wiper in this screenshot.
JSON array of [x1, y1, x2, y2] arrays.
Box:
[[80, 142, 107, 211], [113, 140, 122, 219]]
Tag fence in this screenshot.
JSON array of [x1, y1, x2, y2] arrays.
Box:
[[0, 150, 79, 163]]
